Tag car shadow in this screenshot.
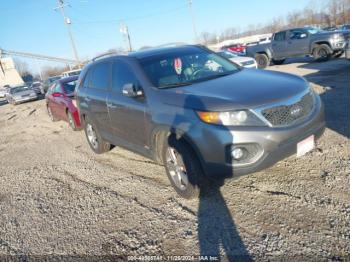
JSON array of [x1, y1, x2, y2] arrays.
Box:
[[169, 94, 251, 261], [297, 59, 350, 138], [198, 181, 252, 261]]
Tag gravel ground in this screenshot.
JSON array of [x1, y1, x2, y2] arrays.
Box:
[[0, 57, 349, 261]]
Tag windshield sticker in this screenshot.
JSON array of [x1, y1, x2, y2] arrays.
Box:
[[174, 58, 182, 75]]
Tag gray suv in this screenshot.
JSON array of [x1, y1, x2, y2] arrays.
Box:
[[247, 27, 350, 68], [76, 45, 325, 198]]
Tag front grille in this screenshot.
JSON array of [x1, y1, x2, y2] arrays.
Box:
[[261, 92, 314, 127]]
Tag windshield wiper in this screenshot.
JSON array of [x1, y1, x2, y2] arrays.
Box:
[[193, 71, 236, 82], [159, 82, 193, 89]]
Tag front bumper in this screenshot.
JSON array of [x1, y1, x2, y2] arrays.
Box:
[[331, 40, 347, 51], [190, 95, 325, 179]]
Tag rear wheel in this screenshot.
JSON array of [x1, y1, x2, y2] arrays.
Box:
[[254, 53, 270, 69], [313, 44, 332, 62], [272, 59, 285, 65], [84, 116, 111, 154], [162, 135, 204, 199], [67, 111, 77, 131]]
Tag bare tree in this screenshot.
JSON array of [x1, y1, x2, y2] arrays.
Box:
[[14, 59, 29, 77], [328, 0, 341, 25]]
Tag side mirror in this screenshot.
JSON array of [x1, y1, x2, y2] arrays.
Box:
[[122, 83, 143, 98], [52, 92, 63, 97], [300, 33, 308, 39]]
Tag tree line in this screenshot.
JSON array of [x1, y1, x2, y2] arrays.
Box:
[[200, 0, 350, 45]]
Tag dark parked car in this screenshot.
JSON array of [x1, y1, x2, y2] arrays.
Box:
[[46, 76, 81, 130], [42, 76, 61, 93], [76, 45, 325, 198], [30, 81, 44, 95]]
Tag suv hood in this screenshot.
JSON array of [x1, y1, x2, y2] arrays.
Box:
[[160, 69, 309, 111], [312, 30, 350, 39]]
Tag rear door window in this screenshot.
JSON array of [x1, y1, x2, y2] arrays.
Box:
[[81, 68, 93, 88], [274, 31, 286, 41]]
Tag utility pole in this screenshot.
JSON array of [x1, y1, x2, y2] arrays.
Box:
[[54, 0, 80, 67], [120, 22, 133, 52], [188, 0, 198, 43]]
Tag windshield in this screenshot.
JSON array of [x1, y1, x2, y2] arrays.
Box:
[[62, 80, 78, 94], [140, 48, 239, 88], [10, 86, 29, 94], [306, 28, 322, 34]]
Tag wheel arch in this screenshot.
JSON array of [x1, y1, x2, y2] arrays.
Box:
[[151, 127, 206, 172], [311, 41, 332, 53]]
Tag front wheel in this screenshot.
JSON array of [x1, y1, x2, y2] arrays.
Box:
[[162, 136, 204, 199], [84, 116, 111, 154], [313, 44, 332, 62]]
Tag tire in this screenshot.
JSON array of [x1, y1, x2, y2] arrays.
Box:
[[332, 51, 344, 58], [254, 53, 270, 69], [67, 111, 77, 131], [162, 135, 204, 199], [47, 106, 58, 122], [272, 59, 285, 65], [83, 116, 111, 154], [313, 44, 332, 62]]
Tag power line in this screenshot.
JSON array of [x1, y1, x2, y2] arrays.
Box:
[[72, 4, 187, 25], [188, 0, 198, 42], [54, 0, 80, 66]]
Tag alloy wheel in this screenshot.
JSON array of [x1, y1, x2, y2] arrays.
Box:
[[166, 147, 189, 191], [86, 123, 98, 149]]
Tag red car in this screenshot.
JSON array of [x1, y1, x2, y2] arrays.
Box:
[[46, 76, 81, 130], [224, 44, 246, 54]]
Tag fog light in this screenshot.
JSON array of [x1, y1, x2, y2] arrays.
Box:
[[231, 147, 244, 160]]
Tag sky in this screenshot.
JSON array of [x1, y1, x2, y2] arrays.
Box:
[[0, 0, 312, 74]]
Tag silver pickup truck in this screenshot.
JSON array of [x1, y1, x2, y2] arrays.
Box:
[[246, 27, 350, 68]]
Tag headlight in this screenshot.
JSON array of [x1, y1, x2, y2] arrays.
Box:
[[196, 110, 266, 126], [332, 34, 345, 41]]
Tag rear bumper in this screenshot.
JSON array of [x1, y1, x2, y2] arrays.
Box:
[[189, 95, 325, 180], [12, 96, 38, 104]]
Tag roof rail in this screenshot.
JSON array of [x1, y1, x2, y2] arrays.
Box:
[[91, 52, 119, 62], [155, 42, 188, 48]]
